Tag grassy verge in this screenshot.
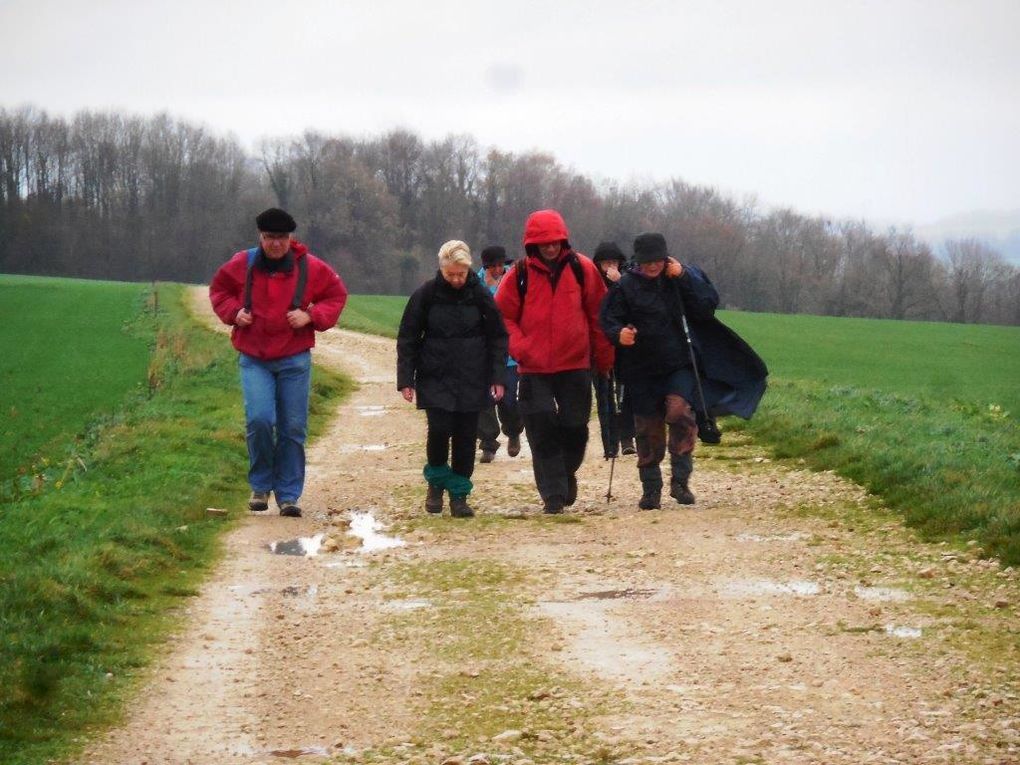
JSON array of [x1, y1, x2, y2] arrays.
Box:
[[0, 282, 353, 765], [728, 378, 1020, 565]]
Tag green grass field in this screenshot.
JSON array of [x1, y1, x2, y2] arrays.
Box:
[[0, 275, 152, 498], [339, 293, 407, 337], [0, 277, 352, 765]]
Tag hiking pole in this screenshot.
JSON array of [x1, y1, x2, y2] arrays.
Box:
[[675, 290, 722, 444], [605, 371, 621, 502]]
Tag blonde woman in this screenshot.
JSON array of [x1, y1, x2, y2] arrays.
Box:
[[397, 241, 509, 517]]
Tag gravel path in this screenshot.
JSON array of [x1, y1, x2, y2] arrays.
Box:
[[76, 289, 1020, 764]]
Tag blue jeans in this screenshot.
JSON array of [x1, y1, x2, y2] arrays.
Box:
[[239, 351, 311, 503]]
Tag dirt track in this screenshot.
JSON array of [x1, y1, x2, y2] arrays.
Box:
[[76, 289, 1020, 764]]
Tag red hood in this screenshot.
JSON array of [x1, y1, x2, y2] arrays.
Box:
[[523, 209, 570, 246], [289, 239, 309, 259]]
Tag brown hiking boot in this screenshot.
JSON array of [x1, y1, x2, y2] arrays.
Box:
[[670, 483, 696, 505], [449, 496, 475, 518], [249, 491, 270, 512], [425, 484, 444, 514], [479, 450, 496, 464], [507, 434, 521, 457], [542, 497, 565, 514], [638, 490, 661, 510]]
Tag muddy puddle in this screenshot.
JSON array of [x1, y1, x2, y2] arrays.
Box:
[[347, 510, 406, 552], [268, 534, 325, 556]]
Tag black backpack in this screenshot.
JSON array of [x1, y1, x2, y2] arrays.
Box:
[[243, 247, 308, 312]]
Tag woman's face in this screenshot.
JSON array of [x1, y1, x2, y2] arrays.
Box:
[[638, 260, 665, 278], [441, 263, 471, 289]]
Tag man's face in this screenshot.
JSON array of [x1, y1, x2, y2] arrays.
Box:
[[537, 242, 562, 260], [639, 260, 666, 278], [485, 263, 506, 281], [259, 231, 292, 259]]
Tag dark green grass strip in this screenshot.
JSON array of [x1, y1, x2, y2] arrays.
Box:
[[338, 294, 407, 338], [0, 275, 152, 494], [0, 283, 353, 765]]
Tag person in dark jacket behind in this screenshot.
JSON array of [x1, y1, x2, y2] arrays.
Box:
[[591, 241, 637, 459], [209, 208, 348, 517], [475, 245, 524, 463], [600, 233, 767, 509], [397, 240, 509, 518], [495, 209, 614, 514]]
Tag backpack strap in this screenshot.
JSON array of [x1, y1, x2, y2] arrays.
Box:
[[243, 247, 258, 312], [290, 254, 308, 311], [243, 247, 309, 312]]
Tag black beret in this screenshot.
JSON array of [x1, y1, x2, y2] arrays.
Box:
[[592, 241, 626, 264], [633, 232, 669, 263], [480, 245, 511, 268], [255, 207, 297, 233]]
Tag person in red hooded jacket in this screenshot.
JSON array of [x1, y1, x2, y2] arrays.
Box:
[[209, 208, 348, 517], [494, 209, 614, 513]]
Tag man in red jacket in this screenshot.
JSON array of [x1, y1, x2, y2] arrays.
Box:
[[495, 209, 614, 513], [209, 208, 348, 517]]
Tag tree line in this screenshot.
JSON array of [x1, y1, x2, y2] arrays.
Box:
[[1, 105, 1016, 325]]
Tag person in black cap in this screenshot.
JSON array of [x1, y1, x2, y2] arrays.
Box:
[[210, 207, 348, 517], [475, 245, 525, 462], [599, 232, 767, 509], [591, 241, 636, 459]]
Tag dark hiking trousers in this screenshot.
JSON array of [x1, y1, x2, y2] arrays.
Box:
[[593, 373, 635, 457], [426, 408, 480, 480], [517, 369, 592, 503], [477, 367, 523, 453], [634, 393, 698, 491]]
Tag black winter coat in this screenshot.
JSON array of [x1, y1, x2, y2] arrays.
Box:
[[397, 271, 510, 412], [600, 265, 768, 419]]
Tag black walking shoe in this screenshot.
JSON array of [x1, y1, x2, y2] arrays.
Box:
[[449, 496, 475, 518], [425, 484, 444, 514], [249, 491, 270, 512], [507, 434, 521, 457], [279, 502, 302, 518], [480, 450, 496, 464], [670, 484, 696, 505], [621, 439, 637, 456], [565, 475, 578, 506], [638, 490, 661, 510], [542, 497, 565, 514]]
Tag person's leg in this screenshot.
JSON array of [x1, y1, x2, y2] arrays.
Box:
[[617, 384, 636, 453], [476, 406, 500, 459], [518, 374, 566, 510], [272, 351, 311, 507], [552, 370, 593, 505], [424, 408, 454, 513], [239, 353, 276, 500], [448, 411, 480, 517], [500, 366, 524, 455], [664, 393, 698, 504], [450, 411, 480, 481], [593, 373, 616, 459]]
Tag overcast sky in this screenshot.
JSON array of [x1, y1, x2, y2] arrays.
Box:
[[2, 0, 1017, 227]]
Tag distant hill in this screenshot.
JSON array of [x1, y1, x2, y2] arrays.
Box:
[[916, 209, 1020, 265]]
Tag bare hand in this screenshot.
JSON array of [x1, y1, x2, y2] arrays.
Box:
[[287, 309, 312, 328], [605, 265, 621, 283], [400, 387, 414, 403], [235, 308, 253, 327], [666, 257, 684, 278], [491, 384, 505, 402], [619, 325, 637, 346]]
